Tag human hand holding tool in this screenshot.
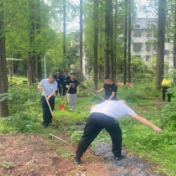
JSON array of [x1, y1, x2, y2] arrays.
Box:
[[42, 87, 58, 123]]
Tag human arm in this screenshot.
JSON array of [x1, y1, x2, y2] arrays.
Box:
[[130, 113, 163, 133], [38, 80, 43, 90], [107, 92, 116, 100], [77, 85, 79, 95], [94, 88, 105, 93]]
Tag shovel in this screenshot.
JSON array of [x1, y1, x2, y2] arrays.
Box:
[[42, 87, 59, 123], [58, 86, 71, 110]]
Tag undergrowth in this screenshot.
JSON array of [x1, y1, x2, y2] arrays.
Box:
[[0, 79, 176, 175]]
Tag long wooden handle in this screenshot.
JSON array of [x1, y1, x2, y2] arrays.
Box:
[[42, 87, 53, 115], [79, 81, 105, 100], [62, 86, 71, 103]]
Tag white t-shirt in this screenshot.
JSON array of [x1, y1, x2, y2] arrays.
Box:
[[91, 100, 135, 120], [39, 79, 58, 96]]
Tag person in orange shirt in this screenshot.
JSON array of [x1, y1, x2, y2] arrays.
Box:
[[162, 75, 172, 102]]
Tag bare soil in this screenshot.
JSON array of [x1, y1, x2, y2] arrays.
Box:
[[0, 133, 108, 176]]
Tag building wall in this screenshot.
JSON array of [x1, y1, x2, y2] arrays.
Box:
[[132, 18, 173, 70]]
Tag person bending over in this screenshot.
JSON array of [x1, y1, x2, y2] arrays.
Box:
[[38, 75, 58, 128], [94, 76, 118, 100], [74, 100, 163, 164], [66, 73, 79, 110]]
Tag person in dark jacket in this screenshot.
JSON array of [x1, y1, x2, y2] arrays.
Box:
[[56, 70, 63, 96], [62, 71, 70, 96], [94, 76, 118, 100]]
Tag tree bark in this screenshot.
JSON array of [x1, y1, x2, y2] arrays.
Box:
[[114, 0, 118, 81], [156, 0, 166, 90], [174, 1, 176, 68], [0, 1, 9, 117], [36, 0, 42, 81], [93, 0, 99, 90], [109, 0, 114, 81], [127, 0, 131, 83], [104, 0, 110, 77], [80, 0, 83, 68], [123, 0, 127, 85], [28, 0, 36, 86], [63, 0, 66, 70]]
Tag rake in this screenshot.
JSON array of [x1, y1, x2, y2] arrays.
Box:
[[42, 87, 59, 123], [58, 86, 71, 110], [74, 68, 105, 100]]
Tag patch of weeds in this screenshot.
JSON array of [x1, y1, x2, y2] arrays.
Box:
[[70, 131, 83, 144], [56, 147, 73, 158], [0, 144, 4, 149], [2, 162, 13, 170]]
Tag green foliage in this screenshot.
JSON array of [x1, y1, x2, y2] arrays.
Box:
[[1, 162, 13, 169]]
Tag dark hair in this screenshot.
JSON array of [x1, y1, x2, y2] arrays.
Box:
[[64, 71, 68, 73], [70, 72, 75, 75], [50, 75, 57, 80], [56, 70, 60, 72], [104, 76, 111, 80]]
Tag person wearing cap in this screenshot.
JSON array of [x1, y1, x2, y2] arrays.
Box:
[[74, 100, 163, 164], [62, 71, 70, 96], [94, 76, 118, 100], [56, 70, 63, 96], [38, 75, 58, 128], [66, 73, 79, 110]]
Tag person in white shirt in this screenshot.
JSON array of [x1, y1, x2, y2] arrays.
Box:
[[38, 75, 58, 128], [74, 100, 163, 164]]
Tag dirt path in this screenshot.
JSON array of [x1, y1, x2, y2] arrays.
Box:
[[0, 134, 108, 176]]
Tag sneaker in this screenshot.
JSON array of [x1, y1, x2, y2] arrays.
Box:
[[74, 157, 81, 164], [114, 155, 126, 161], [70, 108, 72, 111]]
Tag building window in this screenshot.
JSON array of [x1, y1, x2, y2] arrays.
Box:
[[153, 43, 157, 50], [146, 55, 151, 61], [146, 33, 151, 37], [134, 30, 142, 37], [166, 38, 170, 43], [146, 43, 151, 51], [164, 50, 170, 55], [135, 25, 140, 29], [135, 55, 141, 58], [133, 43, 142, 52]]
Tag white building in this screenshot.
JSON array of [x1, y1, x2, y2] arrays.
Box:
[[132, 18, 173, 69]]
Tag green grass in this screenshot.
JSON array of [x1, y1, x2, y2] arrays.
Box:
[[0, 78, 176, 175]]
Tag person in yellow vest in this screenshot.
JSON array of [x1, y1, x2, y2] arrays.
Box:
[[162, 75, 172, 102]]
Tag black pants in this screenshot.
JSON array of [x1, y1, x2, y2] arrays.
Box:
[[63, 84, 67, 96], [56, 86, 62, 96], [162, 86, 171, 102], [41, 96, 55, 127], [76, 113, 122, 159]]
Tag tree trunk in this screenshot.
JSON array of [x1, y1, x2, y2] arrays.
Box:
[[123, 0, 127, 85], [156, 0, 166, 90], [109, 0, 114, 81], [104, 0, 110, 77], [80, 0, 83, 68], [36, 0, 42, 81], [63, 0, 66, 70], [28, 0, 36, 86], [173, 1, 176, 68], [93, 0, 99, 90], [114, 0, 118, 82], [127, 0, 131, 83], [0, 1, 9, 117]]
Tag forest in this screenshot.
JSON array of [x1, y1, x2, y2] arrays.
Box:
[[0, 0, 176, 176]]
